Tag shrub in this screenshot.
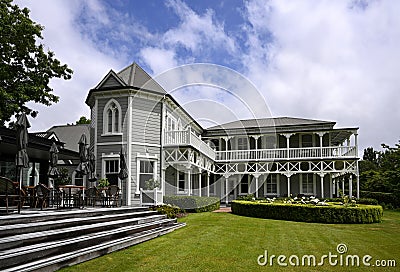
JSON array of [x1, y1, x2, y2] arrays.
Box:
[[360, 191, 400, 208], [164, 196, 220, 212], [357, 198, 379, 205], [149, 204, 182, 219], [231, 201, 383, 224]]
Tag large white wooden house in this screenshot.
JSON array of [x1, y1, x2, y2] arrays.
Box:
[[85, 63, 360, 206]]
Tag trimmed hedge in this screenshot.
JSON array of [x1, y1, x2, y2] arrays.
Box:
[[360, 191, 400, 208], [149, 204, 183, 219], [231, 201, 383, 224], [164, 196, 220, 213]]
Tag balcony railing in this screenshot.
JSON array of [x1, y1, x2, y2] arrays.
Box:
[[164, 130, 216, 160], [164, 130, 357, 162], [215, 146, 357, 161]]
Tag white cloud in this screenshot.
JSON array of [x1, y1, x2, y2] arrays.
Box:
[[241, 0, 400, 151], [15, 0, 122, 131]]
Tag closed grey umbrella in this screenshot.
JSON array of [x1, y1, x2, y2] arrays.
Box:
[[15, 113, 30, 213], [75, 134, 89, 175], [118, 146, 128, 180], [48, 142, 60, 178], [87, 148, 97, 182], [15, 113, 30, 169]]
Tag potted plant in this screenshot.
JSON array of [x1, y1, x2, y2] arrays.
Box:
[[144, 178, 160, 190], [98, 178, 110, 188]]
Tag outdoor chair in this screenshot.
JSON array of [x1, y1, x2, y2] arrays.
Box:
[[34, 183, 50, 210], [85, 187, 99, 207], [106, 185, 120, 207], [0, 176, 20, 213]]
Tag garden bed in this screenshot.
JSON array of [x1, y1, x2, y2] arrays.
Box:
[[231, 200, 383, 223]]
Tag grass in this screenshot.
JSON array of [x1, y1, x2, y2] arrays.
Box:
[[60, 210, 400, 272]]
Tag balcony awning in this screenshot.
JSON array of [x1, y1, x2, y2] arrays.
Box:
[[330, 129, 357, 145]]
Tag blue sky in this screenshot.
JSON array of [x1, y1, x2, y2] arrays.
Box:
[[14, 0, 400, 153]]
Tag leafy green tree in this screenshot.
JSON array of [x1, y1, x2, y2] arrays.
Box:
[[0, 0, 73, 126], [76, 116, 91, 125]]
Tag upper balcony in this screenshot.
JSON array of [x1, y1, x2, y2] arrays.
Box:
[[164, 130, 358, 162], [215, 146, 357, 162], [164, 129, 216, 160]]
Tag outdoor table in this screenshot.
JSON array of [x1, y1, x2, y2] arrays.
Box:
[[58, 185, 85, 208]]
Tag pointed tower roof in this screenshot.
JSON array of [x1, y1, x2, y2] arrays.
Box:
[[117, 62, 166, 94]]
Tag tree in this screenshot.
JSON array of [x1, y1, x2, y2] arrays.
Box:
[[0, 0, 73, 126], [76, 116, 91, 125]]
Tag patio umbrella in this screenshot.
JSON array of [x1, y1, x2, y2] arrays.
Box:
[[15, 113, 30, 169], [87, 147, 97, 182], [118, 146, 128, 180], [47, 142, 60, 178], [15, 113, 30, 213], [75, 134, 89, 175]]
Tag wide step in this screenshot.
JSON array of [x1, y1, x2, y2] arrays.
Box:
[[0, 207, 185, 271]]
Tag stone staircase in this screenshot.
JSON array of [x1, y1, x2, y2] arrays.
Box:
[[0, 207, 185, 271]]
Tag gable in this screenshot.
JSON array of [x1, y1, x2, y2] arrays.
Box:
[[94, 70, 126, 89]]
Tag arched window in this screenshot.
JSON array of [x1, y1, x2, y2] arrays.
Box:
[[103, 99, 122, 134]]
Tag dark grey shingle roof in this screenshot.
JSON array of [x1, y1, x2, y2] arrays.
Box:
[[47, 124, 90, 152], [206, 117, 335, 131]]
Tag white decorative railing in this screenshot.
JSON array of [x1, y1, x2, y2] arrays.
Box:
[[164, 130, 357, 162], [215, 146, 357, 161], [164, 129, 216, 160]]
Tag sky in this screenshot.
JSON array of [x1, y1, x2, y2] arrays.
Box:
[[14, 0, 400, 154]]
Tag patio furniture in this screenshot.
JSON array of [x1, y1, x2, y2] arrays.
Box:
[[106, 185, 120, 207], [85, 187, 99, 207], [34, 183, 50, 210], [58, 185, 85, 208], [0, 176, 20, 213]]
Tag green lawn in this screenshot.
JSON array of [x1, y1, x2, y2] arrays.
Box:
[[60, 210, 400, 272]]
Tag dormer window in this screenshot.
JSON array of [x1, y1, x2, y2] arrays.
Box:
[[103, 99, 122, 135]]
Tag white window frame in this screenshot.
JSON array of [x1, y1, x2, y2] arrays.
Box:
[[300, 173, 316, 195], [102, 99, 122, 135], [166, 112, 177, 132], [177, 171, 186, 193], [102, 154, 121, 188], [239, 175, 249, 195], [72, 171, 85, 187], [136, 158, 158, 191], [264, 174, 280, 196]]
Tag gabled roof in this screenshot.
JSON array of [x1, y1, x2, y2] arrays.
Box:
[[94, 70, 127, 89], [46, 124, 90, 153], [117, 62, 166, 94], [207, 117, 336, 131]]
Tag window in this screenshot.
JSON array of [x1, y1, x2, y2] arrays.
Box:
[[237, 137, 248, 150], [166, 114, 176, 131], [105, 159, 119, 186], [209, 175, 215, 194], [239, 175, 249, 194], [103, 99, 121, 134], [302, 174, 314, 195], [139, 160, 155, 189], [302, 134, 313, 147], [178, 171, 185, 192], [73, 172, 84, 186], [265, 175, 278, 195]]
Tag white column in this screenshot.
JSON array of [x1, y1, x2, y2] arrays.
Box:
[[225, 176, 229, 204], [287, 175, 291, 197], [198, 173, 201, 197], [342, 178, 345, 196], [356, 174, 360, 199], [317, 132, 325, 158], [319, 173, 325, 199], [349, 175, 353, 198], [336, 179, 339, 197], [207, 172, 210, 197], [254, 175, 259, 198], [187, 168, 191, 196]]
